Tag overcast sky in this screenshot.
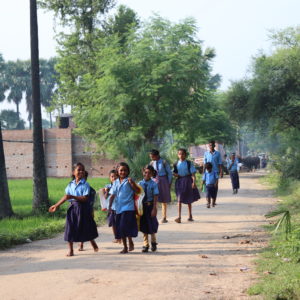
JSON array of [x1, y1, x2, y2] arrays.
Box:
[[0, 0, 299, 123]]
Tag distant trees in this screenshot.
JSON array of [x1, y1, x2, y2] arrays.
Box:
[[224, 26, 300, 178]]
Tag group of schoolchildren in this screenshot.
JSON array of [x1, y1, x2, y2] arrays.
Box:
[[49, 141, 240, 257]]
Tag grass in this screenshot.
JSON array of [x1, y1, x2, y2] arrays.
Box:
[[0, 177, 109, 249], [248, 172, 300, 299]]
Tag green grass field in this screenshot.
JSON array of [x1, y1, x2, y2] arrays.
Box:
[[0, 177, 109, 249]]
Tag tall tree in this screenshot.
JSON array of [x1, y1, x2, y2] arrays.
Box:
[[0, 122, 14, 219], [0, 54, 8, 103], [0, 109, 25, 129], [30, 0, 49, 211]]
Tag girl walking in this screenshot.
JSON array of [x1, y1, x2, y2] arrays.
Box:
[[173, 148, 200, 223], [202, 162, 219, 208], [49, 163, 99, 257], [227, 153, 240, 194], [101, 169, 120, 243], [149, 149, 172, 223], [108, 162, 139, 254], [138, 165, 159, 252]]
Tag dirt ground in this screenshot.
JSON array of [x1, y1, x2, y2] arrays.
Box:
[[0, 171, 276, 300]]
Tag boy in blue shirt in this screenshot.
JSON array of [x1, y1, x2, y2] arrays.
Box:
[[202, 162, 219, 208]]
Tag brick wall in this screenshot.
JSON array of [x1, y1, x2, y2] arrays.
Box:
[[2, 128, 117, 178]]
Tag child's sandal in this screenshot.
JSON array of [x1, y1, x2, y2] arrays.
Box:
[[151, 242, 157, 252], [142, 246, 149, 253]]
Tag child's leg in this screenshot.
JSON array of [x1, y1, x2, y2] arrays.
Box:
[[207, 196, 211, 208], [128, 237, 134, 251], [142, 234, 149, 252], [79, 242, 84, 251], [151, 233, 157, 252], [175, 202, 182, 223], [90, 240, 99, 252], [187, 204, 193, 220], [112, 226, 121, 243], [67, 242, 74, 256], [162, 203, 168, 221], [120, 237, 128, 254]]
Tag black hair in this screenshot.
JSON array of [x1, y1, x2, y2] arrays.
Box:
[[209, 140, 215, 145], [205, 162, 213, 169], [178, 148, 187, 155], [117, 162, 130, 175], [143, 164, 157, 177], [85, 171, 89, 180], [71, 162, 85, 180], [150, 149, 160, 156], [109, 169, 117, 176]]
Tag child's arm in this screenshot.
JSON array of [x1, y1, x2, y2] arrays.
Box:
[[49, 195, 68, 212], [214, 179, 219, 188], [151, 195, 158, 217], [191, 173, 196, 189], [69, 195, 89, 203], [128, 178, 140, 193], [108, 194, 115, 213]]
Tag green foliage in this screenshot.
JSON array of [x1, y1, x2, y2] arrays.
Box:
[[265, 208, 291, 239], [249, 174, 300, 298], [0, 109, 25, 129]]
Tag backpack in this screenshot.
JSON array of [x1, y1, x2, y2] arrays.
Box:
[[173, 160, 192, 175], [150, 159, 168, 176]]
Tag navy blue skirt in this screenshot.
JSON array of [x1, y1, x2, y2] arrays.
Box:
[[230, 171, 240, 189], [115, 210, 138, 239], [206, 184, 217, 199], [64, 201, 98, 242], [175, 176, 200, 204], [140, 203, 159, 234], [107, 210, 117, 227]]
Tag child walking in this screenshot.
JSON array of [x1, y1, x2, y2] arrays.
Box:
[[138, 165, 159, 252], [102, 169, 120, 243], [108, 162, 139, 254], [78, 171, 99, 251], [227, 152, 240, 194], [173, 148, 200, 223], [49, 163, 99, 257], [202, 162, 219, 208]]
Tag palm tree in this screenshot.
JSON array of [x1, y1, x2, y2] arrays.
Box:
[[0, 122, 14, 219], [30, 0, 49, 211]]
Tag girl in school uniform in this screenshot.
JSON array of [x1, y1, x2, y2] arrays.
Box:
[[108, 162, 139, 254], [138, 165, 159, 252], [49, 163, 99, 257], [227, 153, 240, 194], [101, 169, 120, 243], [149, 149, 172, 223], [202, 162, 219, 208], [173, 148, 200, 223]]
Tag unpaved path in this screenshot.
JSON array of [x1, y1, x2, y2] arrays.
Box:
[[0, 172, 276, 300]]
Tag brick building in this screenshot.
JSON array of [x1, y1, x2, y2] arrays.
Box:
[[2, 128, 118, 179]]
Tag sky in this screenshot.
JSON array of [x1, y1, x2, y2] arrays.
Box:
[[0, 0, 299, 124]]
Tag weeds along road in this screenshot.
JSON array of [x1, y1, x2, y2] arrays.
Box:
[[0, 171, 276, 300]]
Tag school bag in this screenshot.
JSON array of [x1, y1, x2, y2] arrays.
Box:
[[150, 159, 168, 177], [134, 184, 144, 217], [173, 160, 192, 175]]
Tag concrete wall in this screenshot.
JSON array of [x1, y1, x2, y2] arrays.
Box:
[[2, 128, 117, 178]]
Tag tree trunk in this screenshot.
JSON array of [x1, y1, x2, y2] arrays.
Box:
[[30, 0, 49, 211], [49, 111, 52, 128], [0, 123, 14, 219]]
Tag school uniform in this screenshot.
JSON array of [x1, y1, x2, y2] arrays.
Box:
[[151, 158, 172, 203], [202, 171, 219, 200], [204, 150, 223, 174], [105, 183, 117, 228], [64, 179, 99, 242], [110, 178, 138, 239], [138, 179, 159, 247], [227, 158, 240, 190], [174, 160, 200, 204]]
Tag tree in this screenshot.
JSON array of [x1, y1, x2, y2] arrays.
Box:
[[0, 122, 14, 219], [69, 17, 233, 156], [0, 54, 7, 103], [30, 0, 49, 211], [0, 109, 25, 129]]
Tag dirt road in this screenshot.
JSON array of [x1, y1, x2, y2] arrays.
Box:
[[0, 172, 276, 300]]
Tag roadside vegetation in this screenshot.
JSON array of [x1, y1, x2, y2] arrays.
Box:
[[248, 172, 300, 299]]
